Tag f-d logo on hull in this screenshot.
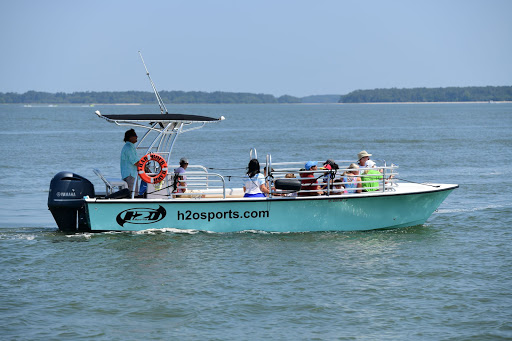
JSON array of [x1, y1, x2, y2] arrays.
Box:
[[116, 206, 167, 227]]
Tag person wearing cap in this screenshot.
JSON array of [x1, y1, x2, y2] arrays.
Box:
[[321, 159, 339, 193], [173, 157, 189, 195], [357, 150, 382, 192], [120, 129, 139, 195], [299, 161, 322, 196]]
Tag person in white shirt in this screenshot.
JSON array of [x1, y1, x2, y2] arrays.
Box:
[[173, 157, 188, 195], [242, 159, 269, 198]]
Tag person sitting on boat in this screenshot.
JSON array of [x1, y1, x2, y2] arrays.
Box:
[[320, 159, 339, 193], [331, 175, 345, 195], [357, 150, 376, 169], [173, 157, 188, 196], [243, 159, 269, 198], [120, 129, 139, 195], [299, 161, 322, 196], [342, 163, 362, 194], [283, 173, 298, 197], [357, 151, 383, 192]]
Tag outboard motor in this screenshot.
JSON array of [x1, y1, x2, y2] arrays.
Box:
[[48, 171, 95, 232]]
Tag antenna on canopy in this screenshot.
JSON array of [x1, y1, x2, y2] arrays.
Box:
[[138, 51, 168, 115]]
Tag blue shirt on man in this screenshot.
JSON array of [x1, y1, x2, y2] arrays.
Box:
[[120, 141, 138, 179]]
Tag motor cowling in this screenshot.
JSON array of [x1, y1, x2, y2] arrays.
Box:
[[48, 171, 95, 232]]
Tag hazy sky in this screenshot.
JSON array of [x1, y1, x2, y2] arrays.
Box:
[[1, 0, 511, 97]]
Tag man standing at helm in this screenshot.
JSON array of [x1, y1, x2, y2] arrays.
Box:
[[120, 129, 139, 195]]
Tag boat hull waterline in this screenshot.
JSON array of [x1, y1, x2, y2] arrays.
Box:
[[84, 184, 457, 233]]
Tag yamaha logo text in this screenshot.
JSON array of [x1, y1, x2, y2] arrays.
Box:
[[56, 189, 76, 197]]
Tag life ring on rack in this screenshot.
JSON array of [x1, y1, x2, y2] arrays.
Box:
[[137, 153, 168, 184]]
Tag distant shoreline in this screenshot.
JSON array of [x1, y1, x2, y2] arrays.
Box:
[[2, 86, 511, 104], [6, 101, 512, 106], [338, 86, 512, 103], [336, 101, 512, 105]]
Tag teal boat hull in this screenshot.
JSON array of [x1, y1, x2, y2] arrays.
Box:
[[84, 184, 457, 232]]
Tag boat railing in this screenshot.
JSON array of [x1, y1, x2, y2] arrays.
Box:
[[140, 159, 398, 199], [171, 164, 209, 173], [176, 171, 227, 199], [167, 164, 211, 188], [267, 161, 399, 196], [146, 171, 228, 199]]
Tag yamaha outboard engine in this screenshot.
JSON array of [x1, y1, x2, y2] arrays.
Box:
[[48, 171, 95, 232]]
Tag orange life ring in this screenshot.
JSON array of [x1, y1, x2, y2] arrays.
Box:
[[137, 153, 168, 184]]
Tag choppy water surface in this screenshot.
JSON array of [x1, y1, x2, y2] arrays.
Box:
[[1, 103, 511, 340]]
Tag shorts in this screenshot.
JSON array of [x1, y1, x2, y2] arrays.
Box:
[[244, 193, 266, 198]]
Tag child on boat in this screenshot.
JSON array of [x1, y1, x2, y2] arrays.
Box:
[[342, 163, 363, 194], [284, 173, 298, 197]]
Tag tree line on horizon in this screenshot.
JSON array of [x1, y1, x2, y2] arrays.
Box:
[[0, 90, 301, 104], [339, 86, 512, 103], [0, 86, 511, 104]]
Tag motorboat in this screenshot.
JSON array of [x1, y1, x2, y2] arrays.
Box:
[[48, 110, 457, 233], [47, 53, 457, 233]]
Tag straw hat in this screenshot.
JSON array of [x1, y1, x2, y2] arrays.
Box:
[[357, 150, 372, 160]]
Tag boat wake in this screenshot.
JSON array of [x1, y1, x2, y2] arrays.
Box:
[[134, 228, 204, 235], [0, 233, 36, 241], [65, 233, 93, 240], [436, 203, 511, 214]]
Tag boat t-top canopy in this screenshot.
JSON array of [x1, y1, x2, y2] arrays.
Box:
[[95, 111, 225, 125], [94, 110, 225, 167]]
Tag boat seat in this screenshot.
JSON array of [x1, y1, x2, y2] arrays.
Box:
[[93, 169, 128, 195], [105, 188, 131, 199]]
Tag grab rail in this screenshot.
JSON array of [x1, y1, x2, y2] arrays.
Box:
[[131, 157, 399, 200], [146, 171, 227, 199], [267, 161, 399, 196]]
